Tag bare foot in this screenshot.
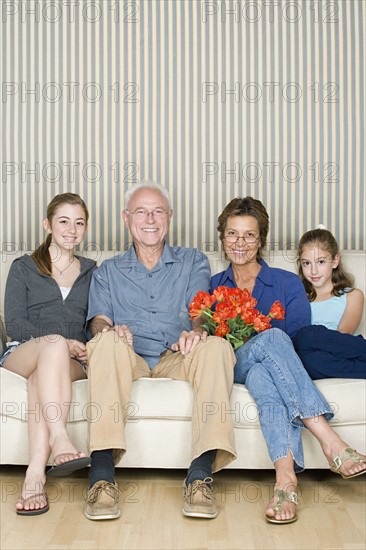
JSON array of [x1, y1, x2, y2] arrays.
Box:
[[16, 471, 47, 513], [49, 433, 87, 465], [328, 445, 366, 478], [266, 478, 298, 523], [319, 433, 366, 477], [303, 417, 366, 478]]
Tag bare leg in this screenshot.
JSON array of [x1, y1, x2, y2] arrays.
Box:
[[4, 337, 87, 511], [34, 343, 86, 462], [303, 416, 366, 477], [15, 370, 50, 512], [266, 413, 366, 521], [265, 451, 297, 522]]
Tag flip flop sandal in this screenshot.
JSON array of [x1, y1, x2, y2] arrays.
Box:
[[265, 489, 298, 524], [47, 453, 91, 477], [330, 447, 366, 479], [16, 493, 49, 516]]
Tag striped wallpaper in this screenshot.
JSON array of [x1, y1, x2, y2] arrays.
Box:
[[1, 0, 365, 254]]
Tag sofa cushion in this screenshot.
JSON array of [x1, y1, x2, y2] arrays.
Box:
[[1, 369, 364, 429]]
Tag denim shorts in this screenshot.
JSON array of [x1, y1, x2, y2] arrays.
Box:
[[0, 341, 23, 367], [0, 339, 88, 373]]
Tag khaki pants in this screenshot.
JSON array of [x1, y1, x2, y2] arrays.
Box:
[[86, 332, 237, 472]]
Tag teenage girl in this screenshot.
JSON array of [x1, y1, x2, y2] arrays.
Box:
[[1, 193, 96, 515], [294, 228, 366, 379]]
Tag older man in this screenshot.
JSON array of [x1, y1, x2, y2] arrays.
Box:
[[85, 182, 236, 520]]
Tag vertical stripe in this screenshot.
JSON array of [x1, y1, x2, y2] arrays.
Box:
[[357, 0, 365, 250], [0, 0, 364, 253], [349, 1, 356, 250]]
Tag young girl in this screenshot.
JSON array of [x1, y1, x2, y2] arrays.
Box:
[[1, 193, 97, 515], [294, 228, 366, 379]]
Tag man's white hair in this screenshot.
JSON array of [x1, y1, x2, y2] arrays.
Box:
[[124, 180, 172, 210]]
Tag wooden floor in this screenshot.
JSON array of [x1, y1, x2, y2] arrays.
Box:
[[1, 466, 365, 550]]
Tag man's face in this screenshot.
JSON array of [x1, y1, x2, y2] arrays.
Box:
[[123, 188, 172, 250]]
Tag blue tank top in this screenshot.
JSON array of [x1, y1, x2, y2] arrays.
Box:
[[310, 293, 347, 330]]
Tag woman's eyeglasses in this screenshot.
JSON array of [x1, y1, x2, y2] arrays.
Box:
[[224, 235, 259, 244]]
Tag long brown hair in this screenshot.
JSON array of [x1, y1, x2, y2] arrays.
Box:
[[217, 197, 269, 260], [32, 193, 89, 276], [297, 229, 354, 301]]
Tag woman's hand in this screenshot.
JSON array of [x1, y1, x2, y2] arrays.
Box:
[[66, 339, 88, 363]]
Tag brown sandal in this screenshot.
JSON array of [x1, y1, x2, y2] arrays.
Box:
[[16, 493, 49, 516]]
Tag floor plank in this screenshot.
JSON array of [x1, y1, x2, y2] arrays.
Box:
[[1, 466, 365, 550]]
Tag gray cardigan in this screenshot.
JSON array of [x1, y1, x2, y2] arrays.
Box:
[[4, 254, 97, 343]]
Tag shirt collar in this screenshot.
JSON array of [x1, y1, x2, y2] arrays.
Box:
[[160, 242, 181, 264], [119, 242, 181, 270], [255, 258, 273, 286], [220, 264, 236, 286], [223, 258, 273, 287]]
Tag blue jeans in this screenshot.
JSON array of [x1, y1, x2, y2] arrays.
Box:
[[234, 328, 334, 472]]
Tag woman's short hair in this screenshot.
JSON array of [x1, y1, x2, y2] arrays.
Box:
[[217, 197, 269, 259]]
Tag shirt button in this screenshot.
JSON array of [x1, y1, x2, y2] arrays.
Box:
[[150, 295, 154, 299], [152, 311, 156, 314], [149, 274, 153, 278], [165, 342, 169, 347]]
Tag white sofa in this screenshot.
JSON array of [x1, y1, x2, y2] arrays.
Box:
[[1, 249, 365, 469]]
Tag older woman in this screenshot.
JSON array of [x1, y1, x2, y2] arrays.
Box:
[[210, 197, 366, 524]]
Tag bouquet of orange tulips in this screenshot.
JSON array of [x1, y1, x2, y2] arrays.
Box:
[[189, 286, 285, 350]]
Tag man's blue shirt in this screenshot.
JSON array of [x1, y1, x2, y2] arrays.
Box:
[[87, 243, 211, 367], [210, 259, 311, 339]]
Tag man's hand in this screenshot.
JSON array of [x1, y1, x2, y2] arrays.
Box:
[[101, 324, 134, 348], [90, 315, 133, 348], [67, 340, 88, 363], [171, 329, 208, 355]]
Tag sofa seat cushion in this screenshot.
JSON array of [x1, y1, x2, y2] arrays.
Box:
[[1, 369, 365, 429], [312, 378, 366, 425]]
